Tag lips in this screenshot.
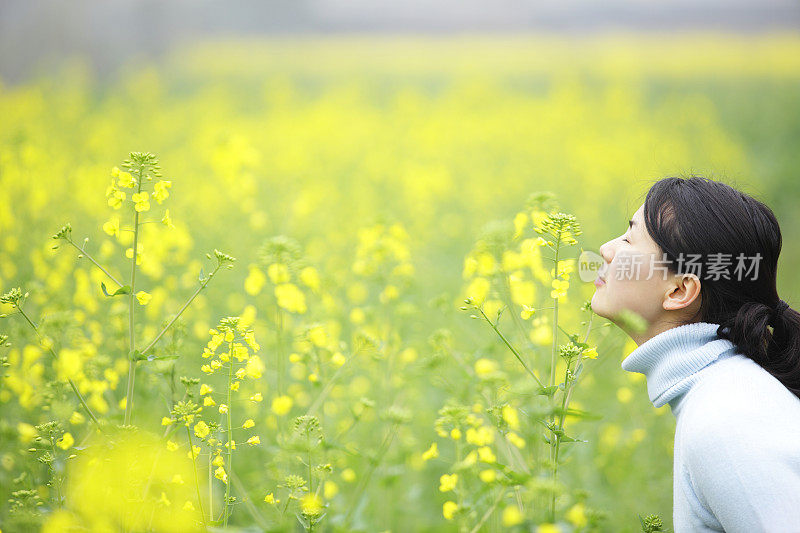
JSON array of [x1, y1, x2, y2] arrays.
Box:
[[596, 266, 608, 283]]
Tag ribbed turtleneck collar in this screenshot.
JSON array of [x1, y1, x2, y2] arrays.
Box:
[[621, 322, 738, 412]]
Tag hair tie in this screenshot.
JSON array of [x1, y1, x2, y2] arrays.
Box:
[[773, 299, 790, 324]]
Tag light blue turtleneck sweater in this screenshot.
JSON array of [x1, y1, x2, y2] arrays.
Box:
[[621, 321, 800, 532]]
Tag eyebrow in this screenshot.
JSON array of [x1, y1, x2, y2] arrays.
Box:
[[628, 219, 635, 228]]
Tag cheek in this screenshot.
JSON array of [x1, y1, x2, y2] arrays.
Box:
[[601, 251, 666, 313]]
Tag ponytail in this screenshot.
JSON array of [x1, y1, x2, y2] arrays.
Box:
[[718, 299, 800, 400], [643, 176, 800, 402]]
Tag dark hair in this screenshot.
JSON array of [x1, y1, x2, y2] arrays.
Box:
[[643, 175, 800, 400]]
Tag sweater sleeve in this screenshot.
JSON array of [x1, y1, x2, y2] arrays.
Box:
[[681, 389, 800, 533]]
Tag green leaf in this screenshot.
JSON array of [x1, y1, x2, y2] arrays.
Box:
[[133, 350, 179, 362], [498, 467, 531, 486], [146, 354, 180, 362], [101, 282, 131, 297], [558, 434, 588, 443], [537, 385, 559, 397], [564, 407, 602, 421]]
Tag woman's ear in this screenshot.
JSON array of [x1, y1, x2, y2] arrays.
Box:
[[663, 274, 702, 312]]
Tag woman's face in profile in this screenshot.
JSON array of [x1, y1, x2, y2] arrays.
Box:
[[591, 204, 674, 329]]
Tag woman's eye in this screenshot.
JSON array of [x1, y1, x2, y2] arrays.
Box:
[[622, 237, 630, 243]]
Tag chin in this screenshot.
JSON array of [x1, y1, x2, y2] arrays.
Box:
[[590, 293, 610, 319]]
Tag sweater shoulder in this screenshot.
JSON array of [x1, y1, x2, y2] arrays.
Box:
[[677, 354, 800, 453]]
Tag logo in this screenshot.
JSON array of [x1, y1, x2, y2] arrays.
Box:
[[578, 250, 604, 283]]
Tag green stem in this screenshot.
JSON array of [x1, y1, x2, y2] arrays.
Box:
[[469, 488, 507, 533], [550, 247, 560, 389], [553, 313, 595, 484], [477, 307, 545, 389], [343, 424, 398, 526], [223, 341, 234, 527], [500, 274, 538, 368], [49, 433, 62, 508], [67, 238, 124, 288], [186, 425, 208, 530], [276, 305, 284, 396], [307, 432, 313, 495], [123, 165, 143, 426], [230, 471, 269, 530], [139, 263, 222, 357], [16, 307, 100, 427], [557, 313, 594, 433], [549, 242, 560, 522]]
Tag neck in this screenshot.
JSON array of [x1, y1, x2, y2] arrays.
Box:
[[621, 321, 737, 411], [628, 316, 699, 346]]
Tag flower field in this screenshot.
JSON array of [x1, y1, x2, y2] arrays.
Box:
[[1, 33, 799, 532]]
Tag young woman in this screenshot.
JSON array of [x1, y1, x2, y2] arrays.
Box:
[[590, 176, 800, 532]]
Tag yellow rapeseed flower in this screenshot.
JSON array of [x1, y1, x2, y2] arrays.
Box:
[[582, 347, 598, 359], [465, 426, 495, 447], [187, 445, 200, 459], [507, 432, 526, 449], [477, 446, 496, 464], [214, 466, 227, 484], [245, 355, 265, 379], [442, 501, 458, 521], [324, 481, 338, 499], [421, 442, 438, 461], [132, 191, 150, 212], [135, 291, 152, 305], [102, 217, 120, 238], [161, 209, 174, 228], [194, 421, 210, 439], [474, 358, 498, 378], [299, 266, 320, 291], [502, 405, 520, 431], [153, 180, 172, 203], [267, 263, 290, 284], [502, 506, 524, 527], [341, 468, 356, 482], [117, 171, 136, 188], [244, 266, 267, 296], [107, 188, 125, 209], [479, 469, 496, 483], [438, 473, 458, 492], [301, 493, 322, 515], [275, 283, 307, 314], [271, 395, 293, 416], [56, 432, 74, 450], [17, 423, 38, 443], [566, 502, 588, 528]]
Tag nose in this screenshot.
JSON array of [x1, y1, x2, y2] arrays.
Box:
[[599, 239, 614, 265]]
